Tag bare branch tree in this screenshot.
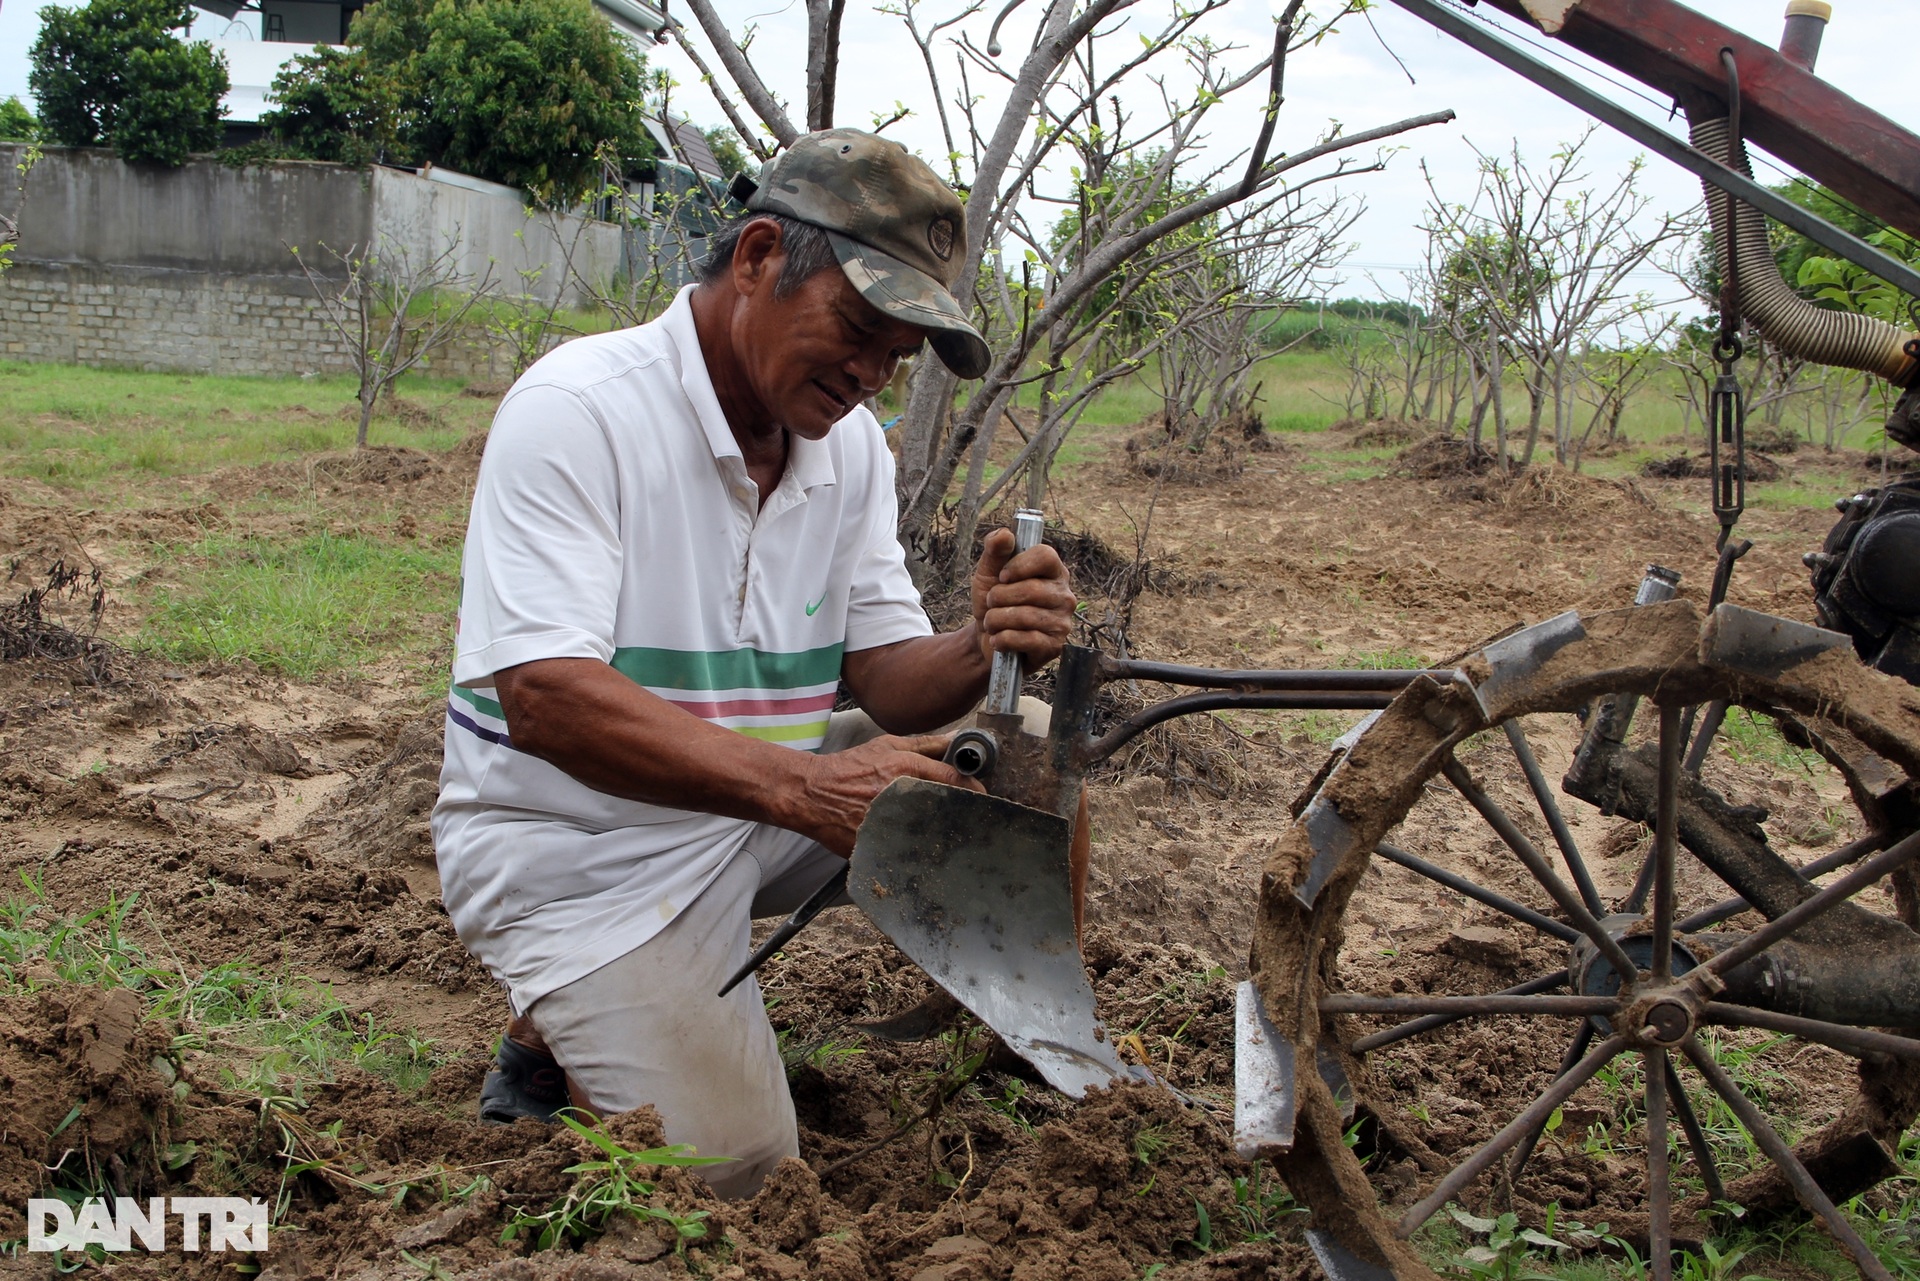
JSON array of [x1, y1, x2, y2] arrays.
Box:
[[290, 235, 498, 448], [667, 27, 775, 162], [805, 0, 850, 130], [1423, 131, 1694, 468], [1569, 325, 1672, 471], [676, 0, 800, 147], [569, 174, 716, 329], [673, 0, 1453, 583]]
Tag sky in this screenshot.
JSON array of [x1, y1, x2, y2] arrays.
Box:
[[1, 0, 1914, 303]]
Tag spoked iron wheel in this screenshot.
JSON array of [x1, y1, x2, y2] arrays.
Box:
[[1250, 600, 1920, 1281]]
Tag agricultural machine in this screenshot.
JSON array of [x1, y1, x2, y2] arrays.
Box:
[[753, 2, 1920, 1277]]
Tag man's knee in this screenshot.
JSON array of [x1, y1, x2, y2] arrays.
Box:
[[1011, 693, 1050, 737], [819, 707, 885, 753], [526, 860, 798, 1198]]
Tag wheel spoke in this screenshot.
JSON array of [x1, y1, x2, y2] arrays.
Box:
[[1704, 828, 1920, 980], [1508, 1019, 1595, 1182], [1396, 1032, 1630, 1238], [1647, 1047, 1673, 1281], [1442, 756, 1643, 982], [1682, 699, 1729, 775], [1375, 842, 1581, 944], [1322, 994, 1616, 1018], [1667, 1056, 1727, 1206], [1702, 1002, 1920, 1062], [1504, 719, 1604, 914], [1350, 970, 1569, 1054], [1675, 830, 1891, 932], [1681, 1034, 1895, 1281], [1623, 835, 1660, 916], [1652, 705, 1680, 981]]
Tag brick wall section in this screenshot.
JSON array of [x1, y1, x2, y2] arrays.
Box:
[[0, 262, 525, 382], [0, 263, 354, 375]]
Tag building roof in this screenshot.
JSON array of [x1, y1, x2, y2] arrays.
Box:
[[644, 114, 725, 179], [593, 0, 669, 40]]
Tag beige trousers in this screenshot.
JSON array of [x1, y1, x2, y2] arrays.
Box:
[[523, 700, 1050, 1200]]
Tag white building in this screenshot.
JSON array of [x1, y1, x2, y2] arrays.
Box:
[[185, 0, 669, 135]]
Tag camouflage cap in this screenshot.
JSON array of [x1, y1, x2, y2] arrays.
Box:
[[733, 129, 991, 380]]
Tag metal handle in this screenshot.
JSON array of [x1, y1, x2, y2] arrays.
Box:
[[716, 865, 848, 998], [984, 509, 1046, 717]]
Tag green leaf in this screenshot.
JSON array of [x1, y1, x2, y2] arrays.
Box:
[[1447, 1204, 1499, 1235], [627, 1145, 736, 1168]]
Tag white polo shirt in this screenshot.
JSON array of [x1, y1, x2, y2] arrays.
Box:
[[431, 286, 932, 1011]]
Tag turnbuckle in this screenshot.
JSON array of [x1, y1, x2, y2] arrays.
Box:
[[1708, 336, 1746, 551]]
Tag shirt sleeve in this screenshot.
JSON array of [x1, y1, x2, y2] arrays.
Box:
[[452, 384, 624, 687], [843, 436, 936, 654]]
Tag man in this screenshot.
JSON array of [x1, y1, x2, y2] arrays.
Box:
[[431, 129, 1078, 1198]]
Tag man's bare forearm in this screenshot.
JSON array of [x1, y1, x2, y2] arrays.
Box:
[[842, 625, 993, 734], [494, 657, 816, 827], [493, 657, 966, 855]]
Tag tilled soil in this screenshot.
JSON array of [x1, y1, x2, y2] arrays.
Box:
[[0, 421, 1901, 1278]]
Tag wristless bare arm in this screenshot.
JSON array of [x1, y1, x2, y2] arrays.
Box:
[[493, 658, 970, 857], [844, 530, 1077, 733]]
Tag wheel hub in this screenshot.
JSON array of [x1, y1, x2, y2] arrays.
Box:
[[1622, 989, 1698, 1047], [1573, 915, 1703, 1043]]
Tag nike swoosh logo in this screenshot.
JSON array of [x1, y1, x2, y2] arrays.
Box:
[[805, 592, 827, 616]]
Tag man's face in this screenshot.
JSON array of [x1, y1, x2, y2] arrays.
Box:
[[731, 230, 930, 440]]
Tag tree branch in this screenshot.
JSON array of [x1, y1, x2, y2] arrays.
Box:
[[677, 0, 800, 147], [669, 25, 775, 162]]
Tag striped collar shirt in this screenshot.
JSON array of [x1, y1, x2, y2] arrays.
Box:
[[431, 286, 931, 1010]]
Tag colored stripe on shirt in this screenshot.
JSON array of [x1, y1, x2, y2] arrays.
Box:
[[449, 643, 844, 752]]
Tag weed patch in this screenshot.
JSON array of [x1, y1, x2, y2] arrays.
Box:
[[500, 1113, 723, 1252], [137, 531, 458, 679], [0, 362, 484, 483], [1716, 710, 1827, 773], [0, 878, 445, 1097]]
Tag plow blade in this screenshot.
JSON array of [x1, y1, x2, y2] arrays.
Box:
[[848, 777, 1131, 1098]]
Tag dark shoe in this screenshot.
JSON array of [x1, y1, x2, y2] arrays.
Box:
[[478, 1037, 569, 1124]]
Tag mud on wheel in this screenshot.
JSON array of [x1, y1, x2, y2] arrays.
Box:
[[1250, 599, 1920, 1281]]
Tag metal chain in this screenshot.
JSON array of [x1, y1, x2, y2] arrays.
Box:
[[1711, 47, 1748, 551]]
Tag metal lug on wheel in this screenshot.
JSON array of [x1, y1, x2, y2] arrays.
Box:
[[1306, 1228, 1398, 1281], [1232, 981, 1296, 1158]]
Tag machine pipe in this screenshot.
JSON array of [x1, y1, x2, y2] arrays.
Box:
[[1691, 114, 1918, 386]]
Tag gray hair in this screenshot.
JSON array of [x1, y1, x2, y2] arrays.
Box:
[[696, 212, 841, 299]]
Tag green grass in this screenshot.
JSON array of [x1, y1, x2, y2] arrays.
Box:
[[1747, 475, 1863, 511], [1274, 709, 1363, 746], [0, 876, 445, 1097], [988, 339, 1890, 469], [0, 360, 483, 484], [1346, 649, 1431, 670], [137, 531, 460, 680], [1716, 709, 1827, 773], [160, 960, 446, 1095]]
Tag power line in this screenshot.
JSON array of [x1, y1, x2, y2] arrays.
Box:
[[1438, 0, 1676, 117], [1435, 0, 1915, 254]]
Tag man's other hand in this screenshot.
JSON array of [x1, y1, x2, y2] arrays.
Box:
[[798, 734, 980, 856], [971, 526, 1076, 670]]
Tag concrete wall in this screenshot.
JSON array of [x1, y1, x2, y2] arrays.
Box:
[[370, 166, 623, 305], [0, 145, 625, 378], [7, 147, 373, 278]]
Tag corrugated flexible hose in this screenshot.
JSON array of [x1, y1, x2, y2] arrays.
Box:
[[1689, 115, 1918, 388]]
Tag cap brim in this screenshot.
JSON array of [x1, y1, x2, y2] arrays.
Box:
[[825, 230, 991, 379]]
